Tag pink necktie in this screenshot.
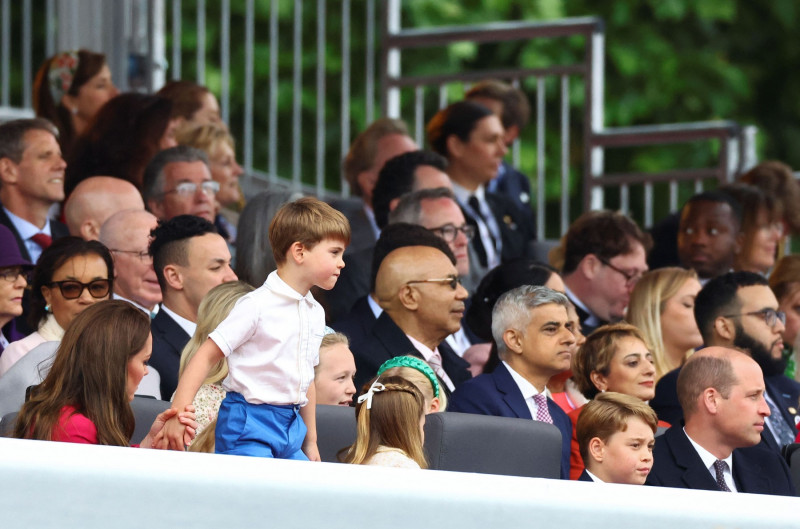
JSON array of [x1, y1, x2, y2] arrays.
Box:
[[533, 394, 554, 424], [31, 233, 52, 249]]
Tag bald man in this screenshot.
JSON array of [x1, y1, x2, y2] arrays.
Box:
[[65, 176, 144, 240], [349, 245, 471, 391], [646, 347, 794, 495], [99, 210, 162, 314]]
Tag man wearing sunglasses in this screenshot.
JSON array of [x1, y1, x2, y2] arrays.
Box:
[[142, 146, 218, 223], [651, 271, 800, 455], [347, 243, 471, 393]]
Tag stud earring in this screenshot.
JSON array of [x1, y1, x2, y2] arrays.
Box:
[[45, 304, 51, 313]]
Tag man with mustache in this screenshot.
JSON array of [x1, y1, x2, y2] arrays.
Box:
[[651, 272, 800, 454], [353, 244, 472, 394]]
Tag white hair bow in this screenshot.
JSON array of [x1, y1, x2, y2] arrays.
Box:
[[357, 381, 385, 410]]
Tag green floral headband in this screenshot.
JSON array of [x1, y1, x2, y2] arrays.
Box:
[[376, 356, 440, 398]]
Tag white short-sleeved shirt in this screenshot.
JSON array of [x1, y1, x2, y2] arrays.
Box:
[[209, 270, 324, 406]]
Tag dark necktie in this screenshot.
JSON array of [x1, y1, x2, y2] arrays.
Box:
[[31, 232, 52, 250], [468, 195, 497, 267], [713, 459, 732, 492]]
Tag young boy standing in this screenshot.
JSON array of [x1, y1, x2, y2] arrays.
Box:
[[161, 197, 350, 459]]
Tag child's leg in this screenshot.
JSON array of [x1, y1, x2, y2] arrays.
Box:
[[215, 392, 277, 457], [279, 407, 308, 461]]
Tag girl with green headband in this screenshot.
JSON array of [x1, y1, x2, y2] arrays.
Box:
[[377, 355, 447, 413]]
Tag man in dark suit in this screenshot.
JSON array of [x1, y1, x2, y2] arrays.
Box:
[[148, 215, 237, 398], [347, 244, 471, 392], [450, 285, 575, 480], [651, 272, 800, 455], [558, 210, 651, 335], [647, 347, 794, 496], [0, 119, 70, 335], [324, 119, 417, 320], [465, 80, 537, 238]]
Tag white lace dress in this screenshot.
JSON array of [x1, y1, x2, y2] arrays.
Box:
[[364, 446, 421, 469]]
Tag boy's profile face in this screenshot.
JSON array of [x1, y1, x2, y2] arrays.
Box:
[[302, 237, 346, 290], [592, 416, 654, 485]]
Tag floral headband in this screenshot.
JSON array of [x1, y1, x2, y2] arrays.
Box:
[[376, 355, 440, 398], [48, 51, 79, 104]]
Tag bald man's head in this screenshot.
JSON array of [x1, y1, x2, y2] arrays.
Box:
[[376, 246, 452, 305], [100, 209, 161, 310], [65, 176, 144, 240]]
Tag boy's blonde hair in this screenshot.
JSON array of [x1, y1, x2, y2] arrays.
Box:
[[576, 392, 658, 465], [268, 197, 351, 266]]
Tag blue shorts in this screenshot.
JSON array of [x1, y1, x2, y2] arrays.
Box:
[[215, 392, 308, 460]]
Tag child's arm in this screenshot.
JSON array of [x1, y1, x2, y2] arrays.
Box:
[[300, 380, 320, 461], [158, 338, 224, 450]]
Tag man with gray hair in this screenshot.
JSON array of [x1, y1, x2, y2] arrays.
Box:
[[450, 285, 575, 479], [142, 145, 218, 222]]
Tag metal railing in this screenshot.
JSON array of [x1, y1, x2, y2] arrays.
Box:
[[1, 1, 758, 236]]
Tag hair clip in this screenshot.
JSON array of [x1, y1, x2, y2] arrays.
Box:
[[377, 356, 440, 398], [357, 381, 385, 410], [323, 325, 336, 335]]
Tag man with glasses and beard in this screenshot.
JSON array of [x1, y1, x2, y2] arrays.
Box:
[[651, 271, 800, 454]]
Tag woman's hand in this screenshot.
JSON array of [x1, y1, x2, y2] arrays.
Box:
[[143, 405, 198, 450]]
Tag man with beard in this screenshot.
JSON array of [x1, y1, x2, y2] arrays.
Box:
[[650, 272, 800, 454]]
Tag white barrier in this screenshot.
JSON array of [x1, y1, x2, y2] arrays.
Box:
[[0, 437, 795, 529]]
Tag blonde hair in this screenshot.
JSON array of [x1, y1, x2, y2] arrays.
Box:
[[268, 197, 351, 266], [627, 267, 699, 381], [178, 281, 255, 384], [176, 121, 234, 156], [188, 418, 217, 453], [572, 323, 651, 400], [380, 363, 448, 412], [576, 392, 658, 465], [340, 376, 427, 468], [315, 332, 351, 377]]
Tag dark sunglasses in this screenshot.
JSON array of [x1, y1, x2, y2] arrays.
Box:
[[48, 279, 111, 300]]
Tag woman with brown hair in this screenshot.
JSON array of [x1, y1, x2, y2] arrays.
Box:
[[64, 93, 177, 195], [33, 49, 118, 157], [12, 300, 195, 448]]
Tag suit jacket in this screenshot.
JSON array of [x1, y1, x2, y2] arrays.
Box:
[[449, 362, 572, 480], [331, 296, 377, 357], [318, 245, 372, 324], [489, 161, 537, 238], [460, 190, 535, 270], [566, 293, 606, 337], [646, 425, 795, 496], [351, 311, 471, 393], [0, 207, 69, 335], [577, 469, 594, 482], [651, 367, 800, 453], [149, 309, 191, 399]]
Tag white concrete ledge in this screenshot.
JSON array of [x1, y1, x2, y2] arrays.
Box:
[[0, 437, 795, 529]]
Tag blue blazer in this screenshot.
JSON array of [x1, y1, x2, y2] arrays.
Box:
[[149, 309, 191, 399], [646, 425, 795, 496], [651, 367, 800, 453], [577, 469, 594, 482], [449, 362, 572, 480]]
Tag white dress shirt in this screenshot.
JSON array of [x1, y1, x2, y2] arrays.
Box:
[[451, 182, 501, 269], [684, 428, 738, 492], [210, 270, 324, 406], [502, 361, 552, 419], [161, 305, 197, 338]]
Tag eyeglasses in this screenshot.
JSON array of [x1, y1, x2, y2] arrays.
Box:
[[723, 308, 786, 328], [597, 257, 643, 287], [161, 181, 220, 197], [110, 249, 153, 264], [0, 267, 30, 282], [406, 275, 462, 290], [48, 279, 110, 300], [428, 223, 475, 243]]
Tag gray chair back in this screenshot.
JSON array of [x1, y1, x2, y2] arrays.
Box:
[[130, 397, 171, 445], [0, 411, 18, 437], [316, 404, 357, 463], [423, 411, 562, 478]]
